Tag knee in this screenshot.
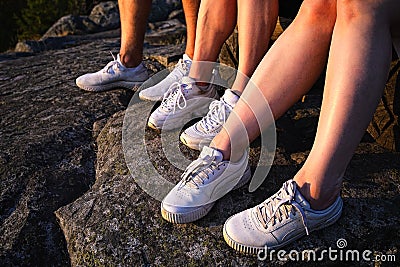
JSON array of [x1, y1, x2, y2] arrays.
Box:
[[298, 0, 336, 29], [299, 0, 336, 23], [337, 0, 384, 24]]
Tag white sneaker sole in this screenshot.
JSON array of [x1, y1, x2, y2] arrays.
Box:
[[161, 167, 252, 224], [223, 198, 343, 254], [179, 133, 213, 151], [76, 80, 145, 92], [148, 91, 219, 131], [138, 90, 164, 102]]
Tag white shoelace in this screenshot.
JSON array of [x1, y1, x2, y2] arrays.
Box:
[[199, 99, 231, 132], [256, 180, 309, 235], [102, 52, 122, 74], [179, 154, 225, 189], [160, 81, 191, 113], [170, 59, 190, 80]]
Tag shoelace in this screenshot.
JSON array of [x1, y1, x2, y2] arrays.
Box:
[[199, 99, 231, 132], [256, 180, 309, 235], [179, 154, 225, 189], [168, 59, 190, 81], [102, 52, 122, 74], [160, 81, 191, 113]]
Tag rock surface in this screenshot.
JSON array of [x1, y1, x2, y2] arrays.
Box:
[[1, 5, 400, 267], [15, 0, 183, 53], [2, 33, 400, 266]]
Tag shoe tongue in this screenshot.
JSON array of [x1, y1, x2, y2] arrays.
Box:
[[179, 76, 196, 92], [293, 182, 311, 210], [182, 54, 192, 66], [222, 89, 239, 108], [116, 54, 128, 69], [200, 146, 223, 162]]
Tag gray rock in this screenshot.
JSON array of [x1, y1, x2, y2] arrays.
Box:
[[367, 60, 400, 151], [146, 19, 186, 46], [54, 88, 400, 266], [2, 9, 400, 266], [14, 40, 46, 53], [88, 1, 120, 30], [168, 8, 185, 22], [0, 35, 166, 266], [149, 0, 182, 22], [144, 42, 186, 67], [41, 15, 98, 39], [219, 28, 239, 69]]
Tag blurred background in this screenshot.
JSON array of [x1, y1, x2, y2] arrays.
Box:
[[0, 0, 101, 52]]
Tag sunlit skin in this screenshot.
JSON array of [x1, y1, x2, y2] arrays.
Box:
[[211, 0, 400, 210], [119, 0, 200, 68], [189, 0, 278, 94]]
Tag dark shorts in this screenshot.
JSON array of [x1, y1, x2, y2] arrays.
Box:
[[278, 0, 303, 19]]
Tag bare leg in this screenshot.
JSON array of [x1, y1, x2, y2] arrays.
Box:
[[232, 0, 278, 94], [294, 0, 399, 210], [189, 0, 237, 82], [212, 0, 337, 160], [119, 0, 152, 68], [189, 0, 278, 90], [182, 0, 201, 59]]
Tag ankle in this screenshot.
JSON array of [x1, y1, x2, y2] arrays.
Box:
[[293, 172, 341, 210], [119, 53, 142, 68]]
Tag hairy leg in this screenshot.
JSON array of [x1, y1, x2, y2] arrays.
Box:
[[182, 0, 201, 59], [211, 0, 337, 161], [119, 0, 152, 68]]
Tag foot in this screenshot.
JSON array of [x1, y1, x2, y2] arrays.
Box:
[[139, 54, 227, 102], [139, 54, 192, 101], [161, 146, 251, 224], [147, 76, 219, 131], [180, 89, 239, 150], [76, 53, 149, 92], [223, 179, 343, 254]]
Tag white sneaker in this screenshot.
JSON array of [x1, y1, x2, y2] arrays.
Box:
[[180, 89, 239, 150], [147, 76, 219, 131], [76, 53, 149, 92], [223, 179, 343, 254], [139, 54, 192, 101], [161, 146, 251, 224]]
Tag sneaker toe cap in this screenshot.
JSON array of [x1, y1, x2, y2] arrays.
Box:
[[224, 209, 274, 249], [139, 87, 164, 101], [76, 73, 100, 87]]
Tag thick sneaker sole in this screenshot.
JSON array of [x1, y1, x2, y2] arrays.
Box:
[[76, 80, 145, 92], [223, 198, 343, 255], [161, 167, 252, 224], [138, 90, 164, 102], [180, 132, 213, 151], [148, 90, 220, 131]]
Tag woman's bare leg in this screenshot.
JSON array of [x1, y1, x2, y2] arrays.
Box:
[[211, 0, 337, 160], [294, 0, 399, 210]]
